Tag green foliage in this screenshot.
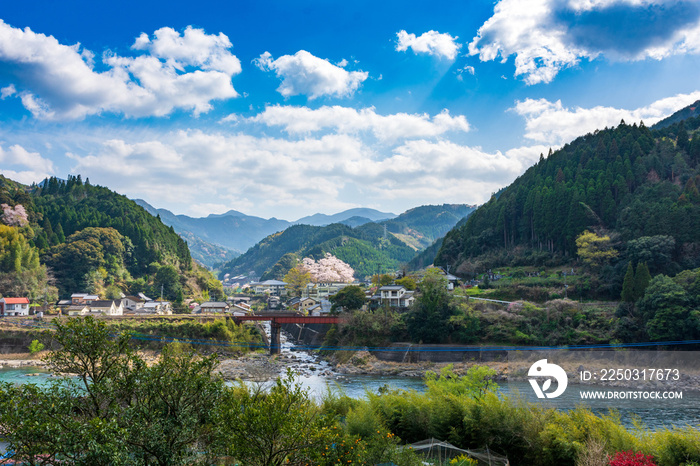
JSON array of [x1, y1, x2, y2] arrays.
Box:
[[576, 230, 619, 268], [638, 275, 699, 341], [283, 264, 311, 297], [621, 262, 635, 302], [28, 339, 44, 354], [634, 262, 651, 301], [406, 269, 454, 343], [214, 370, 336, 466], [329, 285, 366, 312], [219, 222, 416, 280], [435, 119, 700, 298]]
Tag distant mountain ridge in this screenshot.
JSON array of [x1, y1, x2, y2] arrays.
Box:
[[216, 204, 476, 279], [134, 200, 398, 267]]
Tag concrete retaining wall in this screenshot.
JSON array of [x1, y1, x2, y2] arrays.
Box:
[[371, 344, 509, 363], [281, 322, 328, 346]]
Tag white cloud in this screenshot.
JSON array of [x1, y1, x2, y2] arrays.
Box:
[[1, 84, 15, 99], [250, 105, 470, 142], [0, 143, 55, 184], [64, 128, 536, 218], [469, 0, 700, 84], [513, 91, 700, 145], [254, 50, 368, 99], [131, 26, 241, 75], [0, 20, 241, 120], [396, 30, 461, 60]]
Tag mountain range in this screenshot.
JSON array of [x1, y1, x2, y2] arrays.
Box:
[[135, 199, 475, 269], [435, 103, 700, 299]]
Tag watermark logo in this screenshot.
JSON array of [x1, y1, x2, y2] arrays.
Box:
[[528, 359, 568, 399]]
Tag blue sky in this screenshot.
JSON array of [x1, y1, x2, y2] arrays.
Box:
[[1, 0, 700, 220]]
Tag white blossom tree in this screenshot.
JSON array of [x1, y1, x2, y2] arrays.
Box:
[[301, 253, 354, 283], [1, 204, 29, 227]]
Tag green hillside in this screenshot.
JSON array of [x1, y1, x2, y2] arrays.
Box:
[[0, 175, 221, 302], [218, 222, 416, 280], [436, 114, 700, 298], [382, 204, 476, 249]]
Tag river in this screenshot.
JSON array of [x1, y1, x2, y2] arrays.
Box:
[[2, 329, 699, 431]]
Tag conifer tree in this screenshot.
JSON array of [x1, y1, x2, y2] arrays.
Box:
[[621, 262, 635, 302], [634, 262, 651, 301]]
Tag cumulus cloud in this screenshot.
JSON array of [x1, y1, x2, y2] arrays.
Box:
[[469, 0, 700, 84], [0, 20, 241, 119], [254, 50, 368, 99], [64, 128, 534, 217], [1, 84, 16, 99], [396, 30, 461, 60], [250, 105, 469, 142], [0, 143, 55, 184], [513, 90, 700, 145]]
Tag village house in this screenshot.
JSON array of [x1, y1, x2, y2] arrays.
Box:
[[308, 299, 332, 316], [139, 301, 172, 315], [301, 282, 349, 300], [71, 293, 99, 305], [121, 295, 148, 312], [228, 302, 251, 316], [0, 297, 30, 317], [377, 285, 415, 309], [88, 300, 124, 316], [250, 280, 288, 296], [66, 305, 90, 316], [196, 301, 229, 314]]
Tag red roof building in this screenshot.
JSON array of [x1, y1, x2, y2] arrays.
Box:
[[0, 297, 30, 316]]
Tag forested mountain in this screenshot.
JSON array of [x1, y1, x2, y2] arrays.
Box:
[[382, 204, 476, 250], [217, 204, 477, 280], [134, 199, 291, 256], [0, 175, 221, 302], [295, 208, 395, 226], [436, 109, 700, 296], [218, 222, 417, 280]]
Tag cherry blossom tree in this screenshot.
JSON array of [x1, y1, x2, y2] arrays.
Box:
[[1, 204, 29, 227], [301, 253, 354, 283]]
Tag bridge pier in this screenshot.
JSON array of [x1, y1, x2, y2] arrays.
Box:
[[270, 320, 281, 355]]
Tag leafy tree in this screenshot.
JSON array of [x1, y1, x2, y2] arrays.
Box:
[[283, 264, 312, 297], [329, 285, 366, 313], [638, 275, 696, 341], [621, 262, 635, 302], [576, 230, 619, 268], [627, 235, 676, 275], [372, 273, 394, 287], [395, 276, 417, 290], [633, 262, 651, 301], [28, 339, 44, 354], [214, 371, 336, 466], [406, 269, 453, 343]]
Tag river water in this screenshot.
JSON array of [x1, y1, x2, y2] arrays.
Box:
[[2, 329, 700, 431]]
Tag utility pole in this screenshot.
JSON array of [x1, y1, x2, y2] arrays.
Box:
[[160, 283, 164, 302]]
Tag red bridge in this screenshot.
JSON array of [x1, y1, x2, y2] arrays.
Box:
[[233, 313, 341, 354]]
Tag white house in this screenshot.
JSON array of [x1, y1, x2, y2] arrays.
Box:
[[302, 282, 349, 300], [378, 285, 415, 309], [141, 301, 172, 315], [197, 301, 229, 314], [88, 300, 124, 316], [251, 280, 288, 296], [0, 297, 30, 316]]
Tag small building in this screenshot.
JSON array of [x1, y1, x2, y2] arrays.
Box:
[[0, 297, 30, 317], [251, 280, 288, 296], [378, 285, 415, 309], [88, 300, 124, 316], [302, 282, 349, 300], [66, 305, 91, 316], [121, 296, 147, 312], [71, 293, 100, 305], [141, 301, 172, 315], [229, 303, 252, 316], [308, 299, 332, 316], [197, 301, 229, 314], [299, 297, 318, 314]]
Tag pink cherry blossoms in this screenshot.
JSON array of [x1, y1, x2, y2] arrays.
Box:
[[1, 204, 29, 227], [301, 253, 354, 283]]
